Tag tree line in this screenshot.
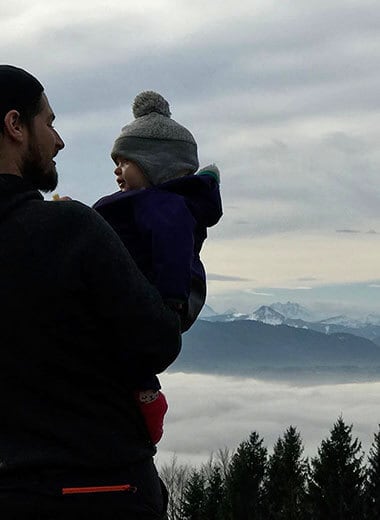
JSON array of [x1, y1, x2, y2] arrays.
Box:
[[159, 416, 380, 519]]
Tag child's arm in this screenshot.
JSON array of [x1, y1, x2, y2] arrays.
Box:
[[196, 163, 221, 184], [147, 195, 196, 307]]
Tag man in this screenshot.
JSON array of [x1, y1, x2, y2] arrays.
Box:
[[0, 65, 181, 519]]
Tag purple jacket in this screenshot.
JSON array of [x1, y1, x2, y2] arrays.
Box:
[[93, 172, 222, 331]]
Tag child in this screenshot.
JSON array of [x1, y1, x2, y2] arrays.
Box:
[[92, 91, 223, 444]]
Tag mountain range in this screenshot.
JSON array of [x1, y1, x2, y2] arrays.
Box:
[[169, 302, 380, 383], [200, 302, 380, 346]]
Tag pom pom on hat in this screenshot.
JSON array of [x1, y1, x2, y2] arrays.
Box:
[[133, 91, 171, 118]]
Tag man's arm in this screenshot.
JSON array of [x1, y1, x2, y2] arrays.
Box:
[[75, 202, 181, 375]]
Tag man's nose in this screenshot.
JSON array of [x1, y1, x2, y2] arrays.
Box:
[[55, 131, 65, 151]]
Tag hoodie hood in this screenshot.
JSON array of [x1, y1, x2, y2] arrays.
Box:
[[157, 173, 223, 229], [0, 174, 43, 220]]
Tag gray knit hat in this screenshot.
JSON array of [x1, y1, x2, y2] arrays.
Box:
[[111, 91, 199, 185]]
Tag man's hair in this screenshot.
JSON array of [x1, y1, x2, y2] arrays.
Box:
[[0, 65, 44, 134]]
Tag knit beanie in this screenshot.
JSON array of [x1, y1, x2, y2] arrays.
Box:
[[0, 65, 44, 122], [111, 91, 199, 186]]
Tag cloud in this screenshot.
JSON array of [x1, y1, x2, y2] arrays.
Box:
[[155, 372, 380, 469], [269, 286, 313, 291], [336, 229, 361, 234], [245, 290, 274, 297], [369, 284, 380, 288], [207, 273, 250, 282], [6, 1, 379, 238]]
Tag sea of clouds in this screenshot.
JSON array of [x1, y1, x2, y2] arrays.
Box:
[[155, 372, 380, 470]]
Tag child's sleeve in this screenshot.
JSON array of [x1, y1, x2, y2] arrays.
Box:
[[147, 195, 196, 305], [196, 163, 221, 184]]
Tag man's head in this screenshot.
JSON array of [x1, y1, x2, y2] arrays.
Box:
[[0, 65, 43, 133], [111, 91, 199, 187], [0, 65, 64, 192]]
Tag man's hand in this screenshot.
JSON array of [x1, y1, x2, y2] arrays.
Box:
[[52, 194, 72, 201]]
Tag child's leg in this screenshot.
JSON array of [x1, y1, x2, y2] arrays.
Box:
[[134, 390, 168, 445]]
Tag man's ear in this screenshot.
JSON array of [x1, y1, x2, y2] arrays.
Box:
[[3, 110, 25, 143]]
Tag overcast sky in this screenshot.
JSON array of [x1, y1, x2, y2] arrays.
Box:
[[3, 0, 380, 315]]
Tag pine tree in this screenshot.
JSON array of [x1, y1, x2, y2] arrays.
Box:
[[181, 468, 206, 520], [224, 431, 267, 519], [307, 416, 365, 520], [364, 425, 380, 519], [203, 464, 225, 520], [263, 425, 308, 519]]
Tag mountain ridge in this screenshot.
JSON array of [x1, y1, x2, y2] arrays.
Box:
[[170, 319, 380, 381], [201, 303, 380, 345]]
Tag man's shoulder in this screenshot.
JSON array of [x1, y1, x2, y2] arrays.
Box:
[[44, 198, 98, 218], [38, 199, 112, 233]]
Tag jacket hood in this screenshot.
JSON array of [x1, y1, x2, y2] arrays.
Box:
[[0, 174, 43, 220], [158, 174, 223, 228]]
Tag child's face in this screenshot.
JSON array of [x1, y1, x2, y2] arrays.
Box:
[[113, 157, 151, 192]]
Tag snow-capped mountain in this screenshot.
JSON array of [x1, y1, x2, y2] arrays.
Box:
[[199, 302, 380, 346], [222, 308, 248, 320], [366, 314, 380, 326], [318, 315, 364, 329], [198, 304, 218, 318], [270, 301, 314, 321], [249, 306, 285, 325]]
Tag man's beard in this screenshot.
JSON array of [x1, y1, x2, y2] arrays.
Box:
[[21, 140, 58, 193]]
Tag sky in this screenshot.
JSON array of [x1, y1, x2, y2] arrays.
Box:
[[3, 0, 380, 316]]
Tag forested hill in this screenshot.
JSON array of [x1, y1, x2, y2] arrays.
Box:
[[169, 319, 380, 378]]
